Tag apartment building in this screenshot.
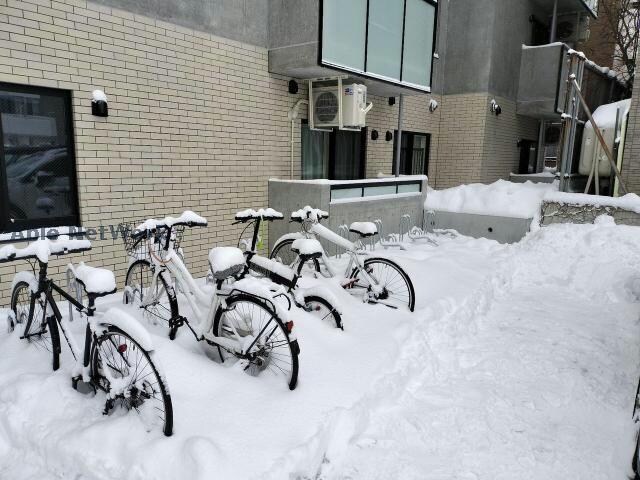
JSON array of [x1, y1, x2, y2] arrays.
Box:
[[0, 0, 621, 298]]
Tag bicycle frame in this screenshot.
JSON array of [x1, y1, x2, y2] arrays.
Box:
[[144, 243, 219, 338], [139, 231, 279, 356], [299, 222, 383, 295]]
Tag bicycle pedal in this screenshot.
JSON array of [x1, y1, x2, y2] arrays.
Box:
[[71, 376, 95, 395]]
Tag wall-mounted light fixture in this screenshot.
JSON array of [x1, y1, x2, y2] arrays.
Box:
[[91, 90, 108, 117], [490, 99, 502, 116], [371, 129, 379, 140], [429, 98, 438, 113], [388, 97, 396, 106], [385, 131, 393, 141], [288, 80, 299, 95]]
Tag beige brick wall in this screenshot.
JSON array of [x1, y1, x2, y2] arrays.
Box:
[[365, 93, 441, 178], [430, 93, 539, 189], [0, 0, 310, 304]]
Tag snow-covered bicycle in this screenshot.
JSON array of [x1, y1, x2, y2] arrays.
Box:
[[121, 212, 299, 390], [3, 235, 173, 436], [234, 208, 343, 329], [270, 206, 416, 311]]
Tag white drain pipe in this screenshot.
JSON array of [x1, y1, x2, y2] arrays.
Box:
[[289, 99, 308, 179]]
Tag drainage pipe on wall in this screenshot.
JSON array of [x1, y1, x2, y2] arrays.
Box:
[[394, 94, 404, 177], [289, 99, 308, 179]]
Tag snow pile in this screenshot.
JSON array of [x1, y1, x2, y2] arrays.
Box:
[[0, 222, 638, 479], [426, 179, 558, 219]]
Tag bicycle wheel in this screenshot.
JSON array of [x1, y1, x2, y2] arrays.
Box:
[[212, 293, 299, 390], [303, 295, 343, 330], [124, 260, 178, 328], [270, 238, 321, 274], [91, 326, 173, 436], [350, 257, 416, 312], [11, 281, 61, 370]]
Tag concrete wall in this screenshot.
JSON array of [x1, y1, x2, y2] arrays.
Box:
[[91, 0, 269, 46], [268, 178, 428, 253], [425, 210, 532, 244]]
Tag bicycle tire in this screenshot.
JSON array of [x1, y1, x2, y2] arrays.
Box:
[[91, 326, 174, 436], [350, 257, 416, 312], [303, 295, 343, 330], [124, 259, 179, 334], [212, 293, 299, 390], [11, 281, 61, 371]]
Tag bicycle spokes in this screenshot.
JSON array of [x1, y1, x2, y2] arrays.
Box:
[[95, 333, 168, 432]]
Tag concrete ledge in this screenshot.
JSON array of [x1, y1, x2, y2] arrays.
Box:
[[268, 177, 428, 253], [425, 210, 532, 244], [540, 201, 640, 226]]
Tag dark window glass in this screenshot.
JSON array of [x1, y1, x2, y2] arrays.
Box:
[[0, 83, 79, 232], [393, 131, 430, 175], [301, 122, 366, 180]]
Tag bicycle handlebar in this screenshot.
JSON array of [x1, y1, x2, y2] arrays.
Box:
[[0, 238, 92, 264]]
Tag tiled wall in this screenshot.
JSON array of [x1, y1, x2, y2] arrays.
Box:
[[0, 0, 307, 303]]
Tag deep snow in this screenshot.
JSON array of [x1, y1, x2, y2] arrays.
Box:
[[0, 220, 638, 479]]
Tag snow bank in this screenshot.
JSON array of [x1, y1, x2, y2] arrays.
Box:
[[426, 179, 558, 219]]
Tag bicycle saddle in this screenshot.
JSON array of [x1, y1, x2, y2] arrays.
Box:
[[291, 239, 323, 259], [209, 247, 246, 280], [68, 262, 117, 297], [349, 222, 378, 238], [290, 206, 329, 223]]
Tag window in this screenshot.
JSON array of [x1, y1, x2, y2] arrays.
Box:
[[0, 83, 79, 232], [301, 122, 366, 180], [321, 0, 438, 91], [393, 131, 430, 175], [366, 0, 405, 80]]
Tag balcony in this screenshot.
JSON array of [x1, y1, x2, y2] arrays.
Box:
[[534, 0, 598, 18], [516, 43, 620, 119]]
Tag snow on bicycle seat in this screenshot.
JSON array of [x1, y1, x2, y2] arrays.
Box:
[[0, 237, 91, 264], [235, 208, 284, 222], [291, 206, 329, 223], [349, 222, 378, 238], [291, 239, 323, 259], [209, 247, 246, 280], [68, 262, 117, 296]]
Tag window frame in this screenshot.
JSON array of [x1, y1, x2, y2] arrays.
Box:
[[0, 82, 81, 233], [301, 120, 367, 180], [392, 130, 431, 176], [318, 0, 438, 93]]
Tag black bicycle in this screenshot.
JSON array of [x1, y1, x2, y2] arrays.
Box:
[[3, 235, 173, 436], [234, 208, 343, 329]]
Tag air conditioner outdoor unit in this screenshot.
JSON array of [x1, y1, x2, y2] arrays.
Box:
[[310, 81, 372, 130]]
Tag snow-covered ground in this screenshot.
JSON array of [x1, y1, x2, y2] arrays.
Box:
[[0, 218, 639, 479]]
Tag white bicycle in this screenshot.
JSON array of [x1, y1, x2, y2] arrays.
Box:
[[271, 206, 416, 312], [121, 212, 300, 390]]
